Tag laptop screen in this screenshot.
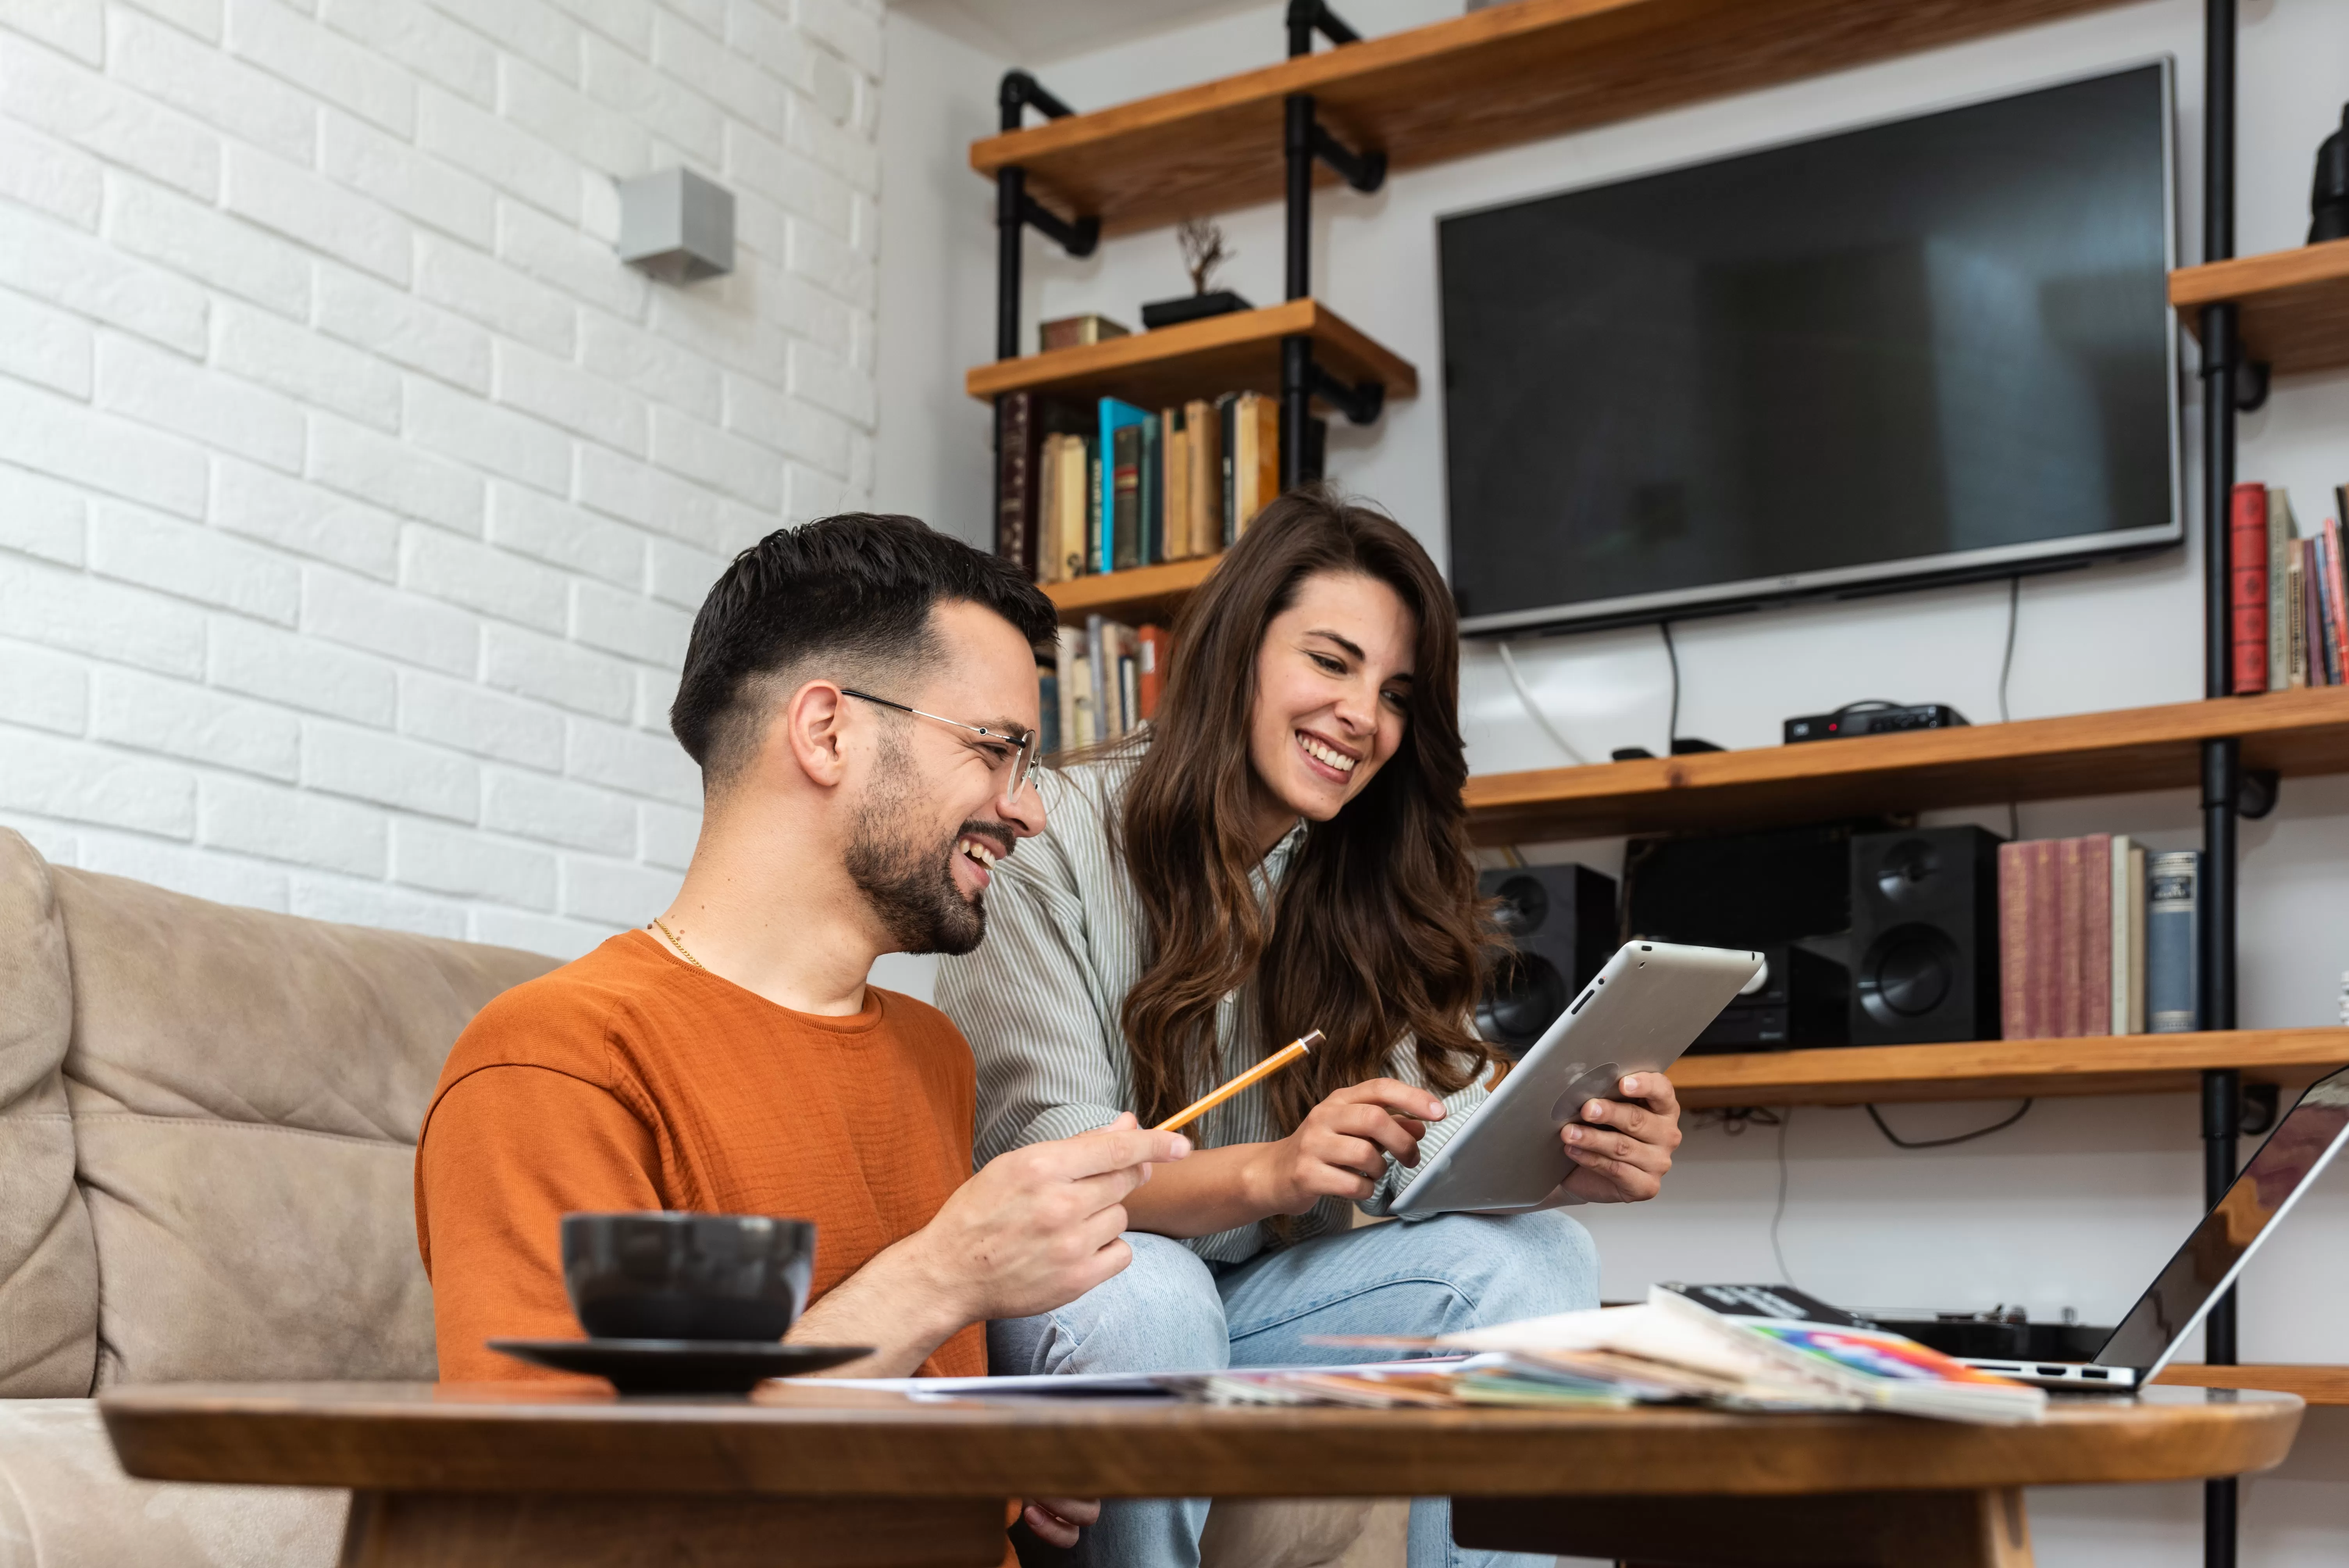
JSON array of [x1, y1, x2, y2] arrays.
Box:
[[2096, 1066, 2349, 1370]]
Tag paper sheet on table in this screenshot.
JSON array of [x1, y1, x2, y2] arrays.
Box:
[[827, 1356, 1480, 1402]]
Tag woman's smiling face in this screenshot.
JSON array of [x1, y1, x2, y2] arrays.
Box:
[[1246, 569, 1416, 840]]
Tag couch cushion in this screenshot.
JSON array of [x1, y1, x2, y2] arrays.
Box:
[[0, 833, 96, 1398], [0, 1399, 344, 1568], [1199, 1499, 1407, 1568], [49, 867, 555, 1385]]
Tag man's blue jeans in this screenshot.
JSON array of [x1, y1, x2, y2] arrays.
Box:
[[988, 1210, 1600, 1568]]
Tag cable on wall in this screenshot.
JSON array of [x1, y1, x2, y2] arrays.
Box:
[[1864, 1099, 2033, 1149], [1660, 620, 1680, 751], [2000, 575, 2021, 839], [1998, 576, 2021, 723], [1770, 1107, 1796, 1287], [1497, 641, 1589, 765]]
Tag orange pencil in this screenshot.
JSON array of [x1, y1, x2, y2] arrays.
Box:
[[1153, 1030, 1323, 1133]]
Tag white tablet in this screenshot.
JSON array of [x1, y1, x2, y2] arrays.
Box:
[[1388, 941, 1763, 1219]]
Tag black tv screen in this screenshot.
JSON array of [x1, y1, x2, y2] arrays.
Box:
[[1440, 63, 2178, 634]]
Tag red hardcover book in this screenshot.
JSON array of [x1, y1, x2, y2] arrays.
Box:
[[2229, 483, 2268, 694], [2053, 837, 2086, 1037], [2027, 839, 2060, 1040], [2078, 835, 2112, 1037], [1997, 841, 2032, 1039], [1136, 625, 1170, 721]]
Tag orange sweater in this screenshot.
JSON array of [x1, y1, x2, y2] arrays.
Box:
[[415, 930, 987, 1382]]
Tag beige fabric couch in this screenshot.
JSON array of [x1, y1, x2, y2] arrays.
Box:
[[0, 829, 1402, 1567], [0, 827, 553, 1566]]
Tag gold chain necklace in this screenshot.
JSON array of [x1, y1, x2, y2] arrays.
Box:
[[648, 917, 704, 971]]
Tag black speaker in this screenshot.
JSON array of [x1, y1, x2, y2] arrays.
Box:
[[1478, 864, 1616, 1055], [1846, 827, 2002, 1045]]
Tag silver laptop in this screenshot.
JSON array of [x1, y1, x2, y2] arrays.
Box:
[[1961, 1063, 2349, 1390]]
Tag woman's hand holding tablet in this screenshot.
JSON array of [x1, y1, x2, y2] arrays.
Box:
[[1558, 1071, 1685, 1203]]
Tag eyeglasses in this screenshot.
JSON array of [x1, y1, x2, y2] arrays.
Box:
[[839, 688, 1042, 805]]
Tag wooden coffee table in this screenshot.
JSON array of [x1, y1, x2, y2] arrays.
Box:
[[99, 1381, 2300, 1568]]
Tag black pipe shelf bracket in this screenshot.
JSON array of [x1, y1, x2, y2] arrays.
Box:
[[994, 70, 1099, 364], [1279, 3, 1382, 487], [1308, 356, 1385, 426], [1287, 0, 1362, 55], [1290, 102, 1388, 194], [2232, 356, 2271, 412]]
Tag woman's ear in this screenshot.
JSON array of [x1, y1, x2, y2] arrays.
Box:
[[777, 680, 852, 791]]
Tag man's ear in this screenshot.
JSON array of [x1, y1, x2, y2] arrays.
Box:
[[777, 680, 852, 791]]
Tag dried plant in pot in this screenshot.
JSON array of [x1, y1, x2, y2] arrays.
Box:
[[1141, 217, 1254, 329]]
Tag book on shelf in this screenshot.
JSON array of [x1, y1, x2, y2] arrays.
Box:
[[1053, 626, 1082, 755], [2231, 483, 2267, 695], [2268, 488, 2290, 692], [1137, 625, 1169, 718], [1047, 617, 1171, 755], [2288, 536, 2309, 689], [1996, 834, 2144, 1039], [2146, 850, 2203, 1034], [1004, 391, 1309, 589], [996, 391, 1041, 579], [1101, 399, 1148, 572], [2322, 515, 2348, 685], [1184, 396, 1219, 560], [2239, 484, 2349, 690], [1036, 651, 1060, 759], [1039, 313, 1129, 352]]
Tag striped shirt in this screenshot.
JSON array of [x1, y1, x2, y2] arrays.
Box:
[[935, 748, 1491, 1263]]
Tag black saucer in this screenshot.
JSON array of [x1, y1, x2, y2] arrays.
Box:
[[487, 1338, 872, 1395]]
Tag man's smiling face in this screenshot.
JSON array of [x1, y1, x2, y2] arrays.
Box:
[[841, 599, 1046, 955]]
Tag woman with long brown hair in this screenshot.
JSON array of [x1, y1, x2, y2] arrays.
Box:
[[937, 489, 1684, 1568]]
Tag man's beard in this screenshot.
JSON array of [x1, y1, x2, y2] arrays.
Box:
[[843, 732, 992, 957]]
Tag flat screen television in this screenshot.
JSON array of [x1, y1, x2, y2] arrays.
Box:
[[1440, 62, 2178, 635]]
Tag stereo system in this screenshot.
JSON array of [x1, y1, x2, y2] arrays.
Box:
[[1784, 702, 1969, 743], [1688, 943, 1850, 1052], [1476, 864, 1616, 1056], [1611, 820, 2003, 1050]]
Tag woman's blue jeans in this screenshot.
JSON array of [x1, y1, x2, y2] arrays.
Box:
[[988, 1209, 1600, 1568]]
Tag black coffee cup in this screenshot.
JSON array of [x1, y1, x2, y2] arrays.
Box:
[[561, 1212, 816, 1342]]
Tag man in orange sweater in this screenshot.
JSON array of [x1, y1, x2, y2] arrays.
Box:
[[415, 514, 1185, 1551]]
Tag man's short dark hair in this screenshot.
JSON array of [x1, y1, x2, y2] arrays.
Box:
[[670, 513, 1058, 786]]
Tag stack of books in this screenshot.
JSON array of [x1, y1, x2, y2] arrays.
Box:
[[1998, 837, 2202, 1037], [996, 390, 1297, 587], [1040, 617, 1169, 757], [2228, 483, 2349, 692], [1184, 1283, 2045, 1425]]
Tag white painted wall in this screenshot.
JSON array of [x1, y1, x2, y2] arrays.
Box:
[[0, 0, 883, 958], [877, 0, 2349, 1559], [871, 0, 1004, 547]]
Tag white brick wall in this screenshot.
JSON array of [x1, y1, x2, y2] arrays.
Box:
[[0, 0, 881, 958]]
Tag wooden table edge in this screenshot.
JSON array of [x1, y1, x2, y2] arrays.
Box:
[[96, 1383, 2305, 1502]]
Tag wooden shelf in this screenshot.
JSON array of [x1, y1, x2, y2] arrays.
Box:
[[1042, 554, 1221, 627], [970, 0, 2137, 236], [967, 300, 1416, 412], [2171, 237, 2349, 379], [2153, 1365, 2349, 1406], [1670, 1028, 2349, 1110], [1462, 687, 2349, 845]]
